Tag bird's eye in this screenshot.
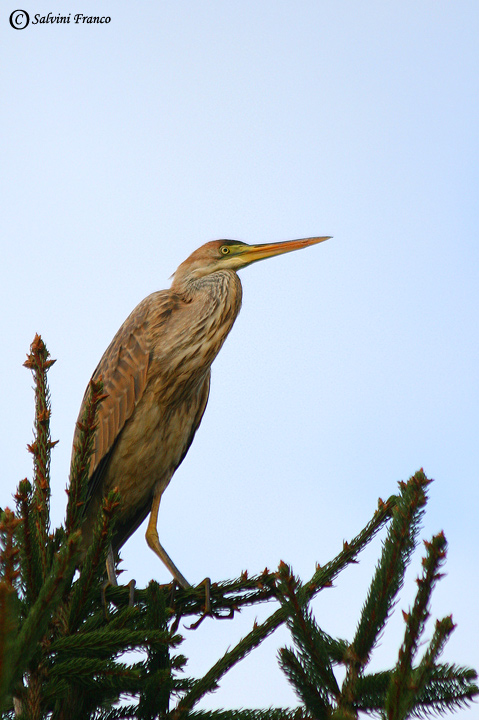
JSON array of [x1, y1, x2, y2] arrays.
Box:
[[220, 246, 230, 255]]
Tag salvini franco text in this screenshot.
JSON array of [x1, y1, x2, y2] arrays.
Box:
[[32, 13, 111, 24]]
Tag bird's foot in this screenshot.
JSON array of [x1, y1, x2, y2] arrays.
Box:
[[187, 577, 234, 629], [186, 577, 211, 629], [170, 577, 236, 630]]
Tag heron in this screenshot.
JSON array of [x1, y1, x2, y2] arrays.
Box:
[[73, 236, 330, 593]]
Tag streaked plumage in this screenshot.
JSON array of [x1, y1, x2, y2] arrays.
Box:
[[72, 237, 330, 588]]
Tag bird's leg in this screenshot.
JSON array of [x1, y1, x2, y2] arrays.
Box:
[[103, 548, 135, 609], [106, 545, 118, 586], [101, 544, 118, 616], [145, 491, 191, 589], [128, 579, 136, 606], [146, 492, 212, 620], [199, 577, 211, 615]]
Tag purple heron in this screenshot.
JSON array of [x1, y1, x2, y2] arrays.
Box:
[[73, 236, 330, 590]]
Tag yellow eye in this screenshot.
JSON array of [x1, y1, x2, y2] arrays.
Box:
[[220, 246, 230, 255]]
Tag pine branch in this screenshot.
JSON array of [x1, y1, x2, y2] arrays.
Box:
[[0, 509, 22, 710], [8, 530, 82, 696], [412, 664, 479, 718], [94, 704, 143, 720], [0, 508, 21, 589], [273, 472, 477, 719], [23, 334, 57, 581], [3, 338, 477, 719], [138, 581, 173, 718], [308, 493, 396, 597], [15, 478, 45, 604], [103, 568, 279, 624], [406, 615, 458, 718], [354, 670, 392, 711], [47, 656, 142, 686], [174, 498, 393, 717], [173, 608, 277, 716], [350, 665, 479, 718], [67, 489, 120, 631], [340, 470, 430, 711], [65, 377, 107, 536], [276, 563, 340, 700], [48, 626, 175, 656], [385, 532, 448, 719], [188, 710, 314, 720], [279, 646, 331, 718]]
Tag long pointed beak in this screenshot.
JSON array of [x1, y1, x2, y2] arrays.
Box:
[[237, 236, 331, 266]]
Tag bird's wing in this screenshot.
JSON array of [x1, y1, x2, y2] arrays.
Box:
[[72, 294, 155, 482], [92, 326, 150, 475]]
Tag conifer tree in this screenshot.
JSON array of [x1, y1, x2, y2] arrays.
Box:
[[0, 336, 477, 719]]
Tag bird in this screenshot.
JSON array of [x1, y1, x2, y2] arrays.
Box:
[[72, 236, 330, 591]]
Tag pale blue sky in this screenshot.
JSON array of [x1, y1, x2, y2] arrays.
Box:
[[1, 1, 478, 713]]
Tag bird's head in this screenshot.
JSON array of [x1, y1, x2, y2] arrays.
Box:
[[171, 236, 331, 290]]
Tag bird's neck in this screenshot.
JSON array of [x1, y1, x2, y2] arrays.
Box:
[[178, 269, 242, 311], [190, 270, 242, 331], [171, 269, 243, 363], [148, 270, 242, 403]]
